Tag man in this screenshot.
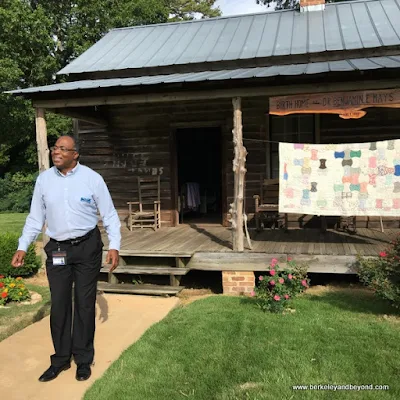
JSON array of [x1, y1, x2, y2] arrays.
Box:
[[11, 135, 121, 382]]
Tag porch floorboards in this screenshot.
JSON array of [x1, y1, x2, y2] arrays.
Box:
[[102, 225, 396, 257]]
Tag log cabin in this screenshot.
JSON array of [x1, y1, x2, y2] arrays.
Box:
[[8, 0, 400, 295]]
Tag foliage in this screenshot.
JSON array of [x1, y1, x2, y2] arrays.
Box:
[[256, 0, 354, 11], [0, 276, 30, 306], [0, 283, 50, 341], [0, 0, 71, 173], [0, 172, 37, 212], [252, 257, 310, 313], [0, 233, 40, 277], [0, 0, 220, 175], [168, 0, 220, 21], [355, 237, 400, 309]]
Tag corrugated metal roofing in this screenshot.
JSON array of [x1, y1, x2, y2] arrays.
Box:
[[10, 56, 400, 95], [58, 0, 400, 76]]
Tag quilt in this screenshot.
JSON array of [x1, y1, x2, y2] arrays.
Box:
[[279, 139, 400, 216]]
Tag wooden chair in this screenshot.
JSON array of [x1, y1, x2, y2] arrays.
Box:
[[127, 176, 161, 230], [253, 178, 288, 231]]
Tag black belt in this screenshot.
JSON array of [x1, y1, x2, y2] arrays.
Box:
[[50, 227, 97, 246]]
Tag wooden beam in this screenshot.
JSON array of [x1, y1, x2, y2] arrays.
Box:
[[230, 97, 246, 252], [34, 108, 50, 265], [32, 79, 400, 109], [54, 107, 108, 126], [35, 108, 50, 173]]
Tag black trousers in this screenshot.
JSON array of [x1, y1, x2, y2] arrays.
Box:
[[45, 227, 103, 367]]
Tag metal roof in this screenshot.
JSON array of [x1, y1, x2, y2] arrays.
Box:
[[58, 0, 400, 76], [10, 56, 400, 95]]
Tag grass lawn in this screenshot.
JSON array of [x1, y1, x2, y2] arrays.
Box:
[[0, 284, 50, 342], [0, 213, 28, 235], [84, 287, 400, 400]]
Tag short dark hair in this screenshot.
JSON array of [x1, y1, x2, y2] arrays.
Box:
[[58, 135, 80, 152]]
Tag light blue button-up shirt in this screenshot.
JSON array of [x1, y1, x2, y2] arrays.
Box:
[[18, 163, 121, 252]]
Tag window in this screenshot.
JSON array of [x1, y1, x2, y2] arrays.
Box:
[[270, 115, 315, 178]]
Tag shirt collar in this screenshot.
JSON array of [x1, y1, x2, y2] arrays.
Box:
[[55, 162, 80, 177]]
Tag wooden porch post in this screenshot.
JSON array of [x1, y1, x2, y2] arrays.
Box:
[[35, 108, 50, 173], [35, 108, 50, 263], [230, 97, 247, 252]]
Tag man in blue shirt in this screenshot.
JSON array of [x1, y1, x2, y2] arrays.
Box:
[[11, 135, 121, 382]]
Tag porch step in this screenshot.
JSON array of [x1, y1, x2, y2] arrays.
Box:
[[187, 252, 286, 271], [98, 282, 184, 296], [100, 266, 189, 275]]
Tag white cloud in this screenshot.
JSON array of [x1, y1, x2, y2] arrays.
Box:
[[215, 0, 273, 16]]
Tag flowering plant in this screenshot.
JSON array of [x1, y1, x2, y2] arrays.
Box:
[[251, 258, 310, 313], [355, 235, 400, 308], [0, 276, 30, 306]]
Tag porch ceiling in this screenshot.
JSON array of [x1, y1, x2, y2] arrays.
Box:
[[8, 56, 400, 96]]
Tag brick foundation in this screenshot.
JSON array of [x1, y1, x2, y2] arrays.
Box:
[[222, 271, 255, 296]]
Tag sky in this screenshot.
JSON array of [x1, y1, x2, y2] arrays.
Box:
[[215, 0, 270, 16]]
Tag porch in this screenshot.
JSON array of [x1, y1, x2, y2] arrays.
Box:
[[97, 224, 396, 295], [107, 224, 394, 258]]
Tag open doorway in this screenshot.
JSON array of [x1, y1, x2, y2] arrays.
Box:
[[176, 127, 222, 224]]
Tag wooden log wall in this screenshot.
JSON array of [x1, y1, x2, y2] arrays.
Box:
[[75, 98, 400, 230]]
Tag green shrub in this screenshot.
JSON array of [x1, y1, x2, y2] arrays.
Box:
[[0, 276, 31, 306], [355, 237, 400, 309], [0, 172, 37, 212], [0, 233, 40, 277], [253, 258, 310, 313]]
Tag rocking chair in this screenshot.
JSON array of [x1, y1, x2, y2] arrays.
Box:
[[127, 176, 161, 230]]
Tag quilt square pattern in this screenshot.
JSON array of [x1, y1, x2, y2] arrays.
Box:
[[279, 140, 400, 216]]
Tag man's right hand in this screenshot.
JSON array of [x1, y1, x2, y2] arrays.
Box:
[[11, 251, 26, 268]]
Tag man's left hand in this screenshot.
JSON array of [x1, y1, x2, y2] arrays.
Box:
[[106, 249, 119, 272]]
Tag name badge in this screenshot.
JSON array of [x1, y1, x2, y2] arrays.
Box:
[[52, 251, 67, 266]]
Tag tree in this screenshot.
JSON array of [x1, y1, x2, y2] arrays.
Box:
[[0, 0, 64, 174], [168, 0, 221, 21], [256, 0, 352, 11], [0, 0, 221, 176]]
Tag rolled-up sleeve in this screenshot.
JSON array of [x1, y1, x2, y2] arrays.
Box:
[[18, 177, 46, 252], [94, 177, 121, 251]]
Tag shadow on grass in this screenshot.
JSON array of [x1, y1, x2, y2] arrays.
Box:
[[306, 288, 400, 318], [32, 301, 51, 323], [239, 287, 400, 319]]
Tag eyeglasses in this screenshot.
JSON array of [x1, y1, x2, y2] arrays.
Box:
[[50, 146, 76, 153]]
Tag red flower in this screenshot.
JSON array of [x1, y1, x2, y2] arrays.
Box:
[[279, 278, 284, 284], [379, 251, 387, 258], [284, 294, 290, 300], [0, 275, 4, 279], [273, 295, 281, 301], [287, 257, 292, 261], [0, 283, 4, 288], [1, 292, 8, 298], [269, 270, 276, 276], [270, 280, 276, 286], [301, 280, 308, 287], [288, 274, 293, 280]]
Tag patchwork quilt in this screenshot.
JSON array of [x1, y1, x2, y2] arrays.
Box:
[[279, 140, 400, 216]]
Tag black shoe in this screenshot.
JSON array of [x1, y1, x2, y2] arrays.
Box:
[[76, 364, 91, 381], [38, 364, 70, 382]]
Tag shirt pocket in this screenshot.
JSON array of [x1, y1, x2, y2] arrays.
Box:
[[75, 195, 97, 212]]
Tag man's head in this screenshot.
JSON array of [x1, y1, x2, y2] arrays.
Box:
[[51, 135, 79, 172]]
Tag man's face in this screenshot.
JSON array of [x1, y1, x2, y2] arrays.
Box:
[[51, 136, 79, 170]]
